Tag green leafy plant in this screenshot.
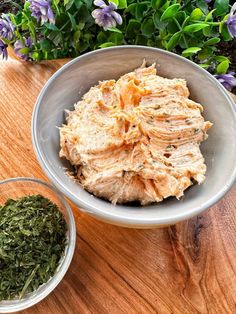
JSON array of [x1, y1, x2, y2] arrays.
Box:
[[0, 0, 236, 90]]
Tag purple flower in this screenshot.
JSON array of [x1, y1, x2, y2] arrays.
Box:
[[0, 14, 15, 40], [29, 0, 55, 25], [0, 39, 8, 60], [215, 72, 236, 91], [92, 0, 122, 31], [204, 0, 211, 3], [226, 3, 236, 38], [14, 37, 33, 61]]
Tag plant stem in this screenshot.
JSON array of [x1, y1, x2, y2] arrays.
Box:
[[183, 34, 188, 48], [181, 0, 196, 10], [173, 17, 182, 31], [19, 265, 39, 300], [60, 11, 77, 31]]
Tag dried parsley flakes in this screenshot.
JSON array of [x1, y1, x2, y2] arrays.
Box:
[[0, 194, 67, 300]]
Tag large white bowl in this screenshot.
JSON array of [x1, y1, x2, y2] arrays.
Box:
[[32, 46, 236, 228]]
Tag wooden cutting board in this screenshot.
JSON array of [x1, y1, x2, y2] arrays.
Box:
[[0, 53, 235, 314]]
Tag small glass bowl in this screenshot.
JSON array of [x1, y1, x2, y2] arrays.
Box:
[[0, 177, 76, 313]]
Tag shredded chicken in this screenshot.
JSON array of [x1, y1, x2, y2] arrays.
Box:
[[59, 63, 212, 205]]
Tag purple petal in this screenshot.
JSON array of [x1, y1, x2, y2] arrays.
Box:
[[104, 17, 116, 30], [29, 0, 54, 25], [48, 6, 55, 23], [111, 11, 122, 25], [94, 0, 106, 7], [92, 9, 102, 19], [40, 6, 47, 15], [215, 72, 236, 91], [14, 37, 32, 61], [0, 39, 8, 60], [221, 81, 232, 90], [108, 1, 117, 10], [0, 13, 15, 40], [26, 37, 33, 48]]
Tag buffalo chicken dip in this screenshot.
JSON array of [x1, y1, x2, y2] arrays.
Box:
[[59, 63, 212, 205]]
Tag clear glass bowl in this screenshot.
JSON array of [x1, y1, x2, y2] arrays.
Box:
[[0, 177, 76, 313]]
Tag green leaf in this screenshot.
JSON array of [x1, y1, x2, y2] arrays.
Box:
[[124, 3, 136, 15], [205, 9, 216, 21], [197, 47, 213, 61], [135, 3, 150, 21], [216, 60, 229, 74], [109, 0, 119, 5], [219, 14, 229, 33], [198, 63, 211, 69], [183, 23, 209, 32], [74, 0, 83, 9], [196, 0, 209, 15], [78, 5, 90, 23], [107, 27, 122, 33], [97, 31, 107, 43], [78, 22, 85, 30], [40, 39, 52, 51], [18, 47, 30, 55], [99, 42, 116, 48], [31, 52, 40, 61], [73, 30, 81, 44], [190, 8, 203, 20], [65, 0, 74, 10], [28, 21, 36, 40], [182, 47, 202, 56], [202, 25, 211, 36], [220, 23, 232, 41], [108, 33, 123, 44], [221, 24, 232, 41], [52, 0, 60, 15], [24, 1, 30, 10], [204, 38, 220, 46], [214, 0, 229, 16], [118, 0, 127, 9], [78, 41, 90, 53], [175, 11, 186, 25], [135, 34, 148, 45], [44, 23, 59, 31], [213, 56, 229, 62], [160, 4, 180, 21], [126, 19, 141, 38], [68, 12, 77, 31], [141, 18, 155, 36], [151, 0, 166, 9], [153, 12, 168, 30], [166, 32, 181, 50], [48, 31, 63, 46], [52, 33, 63, 46], [167, 21, 179, 34], [162, 0, 170, 10]]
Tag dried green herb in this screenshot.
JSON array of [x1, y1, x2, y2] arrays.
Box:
[[0, 194, 67, 301], [166, 144, 176, 151]]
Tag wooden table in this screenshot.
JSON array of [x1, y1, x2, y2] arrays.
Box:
[[0, 53, 236, 314]]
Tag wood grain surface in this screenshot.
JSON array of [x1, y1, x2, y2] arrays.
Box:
[[0, 53, 236, 314]]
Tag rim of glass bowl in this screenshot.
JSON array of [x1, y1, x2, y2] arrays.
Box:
[[0, 177, 76, 313]]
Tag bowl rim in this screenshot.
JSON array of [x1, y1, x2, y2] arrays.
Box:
[[0, 177, 76, 312], [32, 45, 236, 227]]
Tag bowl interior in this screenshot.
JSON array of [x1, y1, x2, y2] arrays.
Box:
[[0, 178, 76, 312], [32, 46, 236, 226]]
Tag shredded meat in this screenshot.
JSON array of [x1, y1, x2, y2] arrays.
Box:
[[59, 63, 212, 205]]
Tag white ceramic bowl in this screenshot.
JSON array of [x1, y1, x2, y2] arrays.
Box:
[[32, 46, 236, 228], [0, 177, 76, 312]]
